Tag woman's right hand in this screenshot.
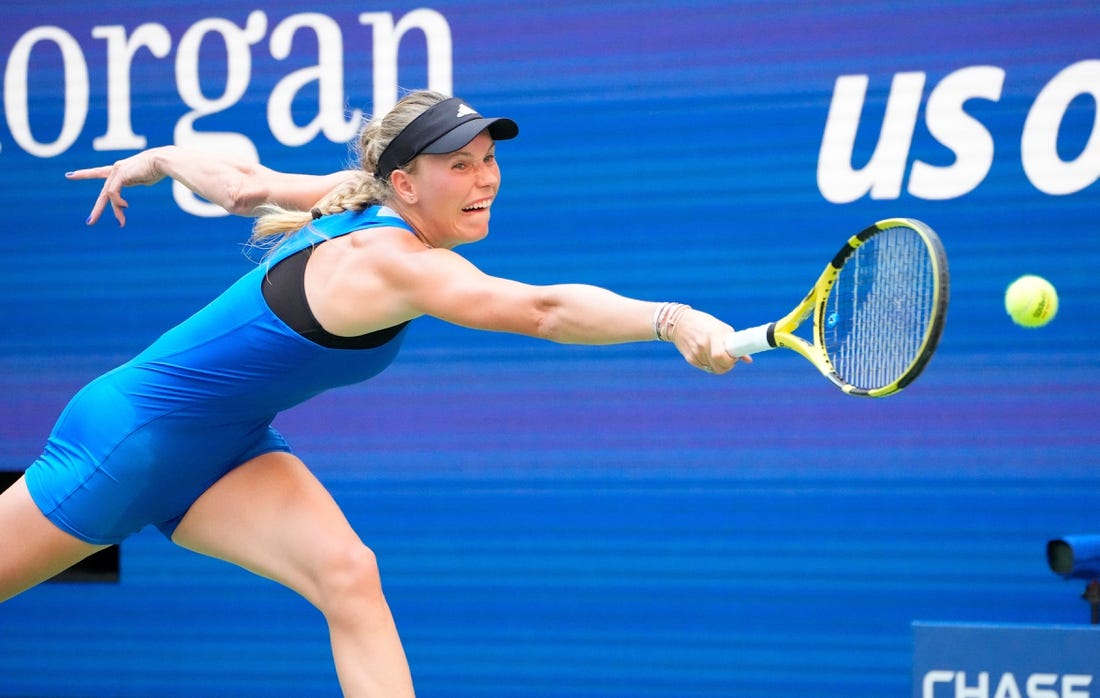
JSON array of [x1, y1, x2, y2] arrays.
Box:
[[672, 308, 750, 375]]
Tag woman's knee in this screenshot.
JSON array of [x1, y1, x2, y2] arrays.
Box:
[[312, 543, 387, 617]]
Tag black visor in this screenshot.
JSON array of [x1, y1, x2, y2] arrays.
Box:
[[374, 97, 519, 181]]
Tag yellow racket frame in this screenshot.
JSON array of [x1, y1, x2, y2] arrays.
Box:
[[724, 218, 949, 398]]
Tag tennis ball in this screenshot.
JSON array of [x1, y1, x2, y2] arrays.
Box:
[[1004, 274, 1058, 328]]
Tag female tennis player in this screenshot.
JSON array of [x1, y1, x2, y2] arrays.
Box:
[[0, 90, 745, 697]]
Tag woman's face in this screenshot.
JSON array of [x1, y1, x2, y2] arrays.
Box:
[[404, 131, 501, 249]]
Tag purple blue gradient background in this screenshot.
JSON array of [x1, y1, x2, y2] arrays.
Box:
[[1, 2, 1098, 696]]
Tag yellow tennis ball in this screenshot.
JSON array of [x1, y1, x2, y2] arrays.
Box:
[[1004, 274, 1058, 328]]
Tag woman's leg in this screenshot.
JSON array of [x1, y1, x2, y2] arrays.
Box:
[[170, 451, 414, 698], [0, 475, 108, 603]]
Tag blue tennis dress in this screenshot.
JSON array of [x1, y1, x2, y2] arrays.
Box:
[[24, 206, 414, 544]]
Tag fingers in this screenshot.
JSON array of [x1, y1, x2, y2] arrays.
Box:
[[680, 326, 754, 376], [675, 310, 751, 375], [70, 164, 129, 226], [706, 356, 752, 374], [64, 166, 113, 181], [87, 187, 110, 226], [686, 344, 740, 374], [699, 351, 745, 375], [87, 184, 127, 227], [111, 193, 129, 227]]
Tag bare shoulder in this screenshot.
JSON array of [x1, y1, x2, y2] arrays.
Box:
[[344, 228, 477, 282], [313, 226, 472, 305], [314, 226, 533, 332], [304, 226, 444, 334]]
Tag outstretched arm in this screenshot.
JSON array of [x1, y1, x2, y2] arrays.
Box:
[[478, 280, 747, 374], [365, 242, 748, 375], [66, 145, 358, 226]]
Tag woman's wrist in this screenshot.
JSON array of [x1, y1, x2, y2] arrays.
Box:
[[148, 145, 176, 179], [653, 302, 691, 342]]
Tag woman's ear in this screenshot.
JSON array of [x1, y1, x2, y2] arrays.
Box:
[[389, 170, 418, 205]]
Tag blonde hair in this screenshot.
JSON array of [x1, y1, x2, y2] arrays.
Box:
[[249, 90, 450, 250]]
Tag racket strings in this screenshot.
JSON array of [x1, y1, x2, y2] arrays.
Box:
[[825, 226, 937, 390]]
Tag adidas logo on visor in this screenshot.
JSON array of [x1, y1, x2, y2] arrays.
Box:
[[455, 103, 477, 118]]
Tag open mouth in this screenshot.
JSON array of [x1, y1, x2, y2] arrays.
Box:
[[462, 199, 492, 213]]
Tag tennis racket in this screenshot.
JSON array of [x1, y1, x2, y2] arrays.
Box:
[[724, 218, 949, 398]]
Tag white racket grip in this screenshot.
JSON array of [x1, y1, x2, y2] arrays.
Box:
[[724, 323, 776, 357]]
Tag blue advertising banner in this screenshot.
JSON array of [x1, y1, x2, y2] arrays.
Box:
[[913, 623, 1099, 698], [1, 2, 1098, 696]]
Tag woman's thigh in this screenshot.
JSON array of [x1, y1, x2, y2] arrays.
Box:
[[170, 451, 367, 605], [0, 475, 107, 602]]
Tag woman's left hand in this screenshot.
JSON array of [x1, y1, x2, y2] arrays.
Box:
[[66, 148, 168, 227]]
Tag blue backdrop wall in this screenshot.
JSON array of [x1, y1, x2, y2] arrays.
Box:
[[1, 2, 1098, 696]]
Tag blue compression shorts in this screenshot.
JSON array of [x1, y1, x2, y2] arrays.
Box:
[[25, 383, 291, 544]]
